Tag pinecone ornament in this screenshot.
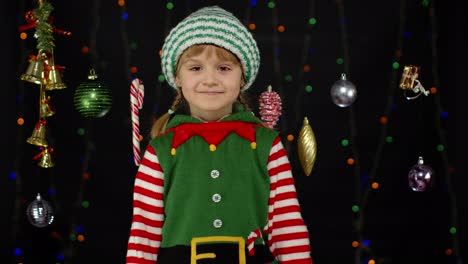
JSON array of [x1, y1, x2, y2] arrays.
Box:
[[259, 85, 282, 129]]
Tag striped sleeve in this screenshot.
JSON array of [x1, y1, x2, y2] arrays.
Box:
[[126, 145, 165, 264], [265, 137, 313, 264]]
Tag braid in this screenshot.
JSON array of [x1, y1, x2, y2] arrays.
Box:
[[238, 93, 251, 111], [170, 90, 184, 112], [150, 90, 185, 138]]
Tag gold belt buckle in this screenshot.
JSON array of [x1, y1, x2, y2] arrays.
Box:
[[190, 236, 246, 264]]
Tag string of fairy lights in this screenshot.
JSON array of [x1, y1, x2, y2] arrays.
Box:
[[8, 0, 458, 263], [60, 0, 104, 261], [331, 1, 367, 263], [293, 0, 316, 124], [348, 0, 460, 263], [427, 1, 461, 262], [10, 0, 28, 261], [350, 0, 407, 261], [269, 1, 286, 132]]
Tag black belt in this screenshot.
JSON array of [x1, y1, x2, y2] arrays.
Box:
[[157, 243, 274, 264]]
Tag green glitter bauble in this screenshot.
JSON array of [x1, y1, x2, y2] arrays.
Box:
[[74, 70, 112, 118]]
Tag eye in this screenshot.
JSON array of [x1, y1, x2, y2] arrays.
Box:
[[189, 66, 201, 71], [219, 65, 232, 71]]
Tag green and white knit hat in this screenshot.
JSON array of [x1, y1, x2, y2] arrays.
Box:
[[161, 6, 260, 91]]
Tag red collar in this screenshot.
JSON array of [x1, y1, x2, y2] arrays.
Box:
[[166, 121, 258, 150]]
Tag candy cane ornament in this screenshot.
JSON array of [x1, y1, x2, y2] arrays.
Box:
[[130, 78, 144, 166]]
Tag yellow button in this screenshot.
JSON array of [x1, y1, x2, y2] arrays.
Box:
[[250, 142, 257, 150], [209, 144, 217, 152], [171, 148, 176, 156]]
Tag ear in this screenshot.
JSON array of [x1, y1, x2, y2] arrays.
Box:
[[175, 76, 182, 87]]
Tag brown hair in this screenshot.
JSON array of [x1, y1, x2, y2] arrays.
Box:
[[150, 45, 251, 138]]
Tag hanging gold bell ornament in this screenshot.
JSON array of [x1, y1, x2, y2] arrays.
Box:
[[27, 119, 48, 147], [297, 117, 317, 176], [44, 54, 67, 90], [20, 52, 46, 84], [39, 84, 55, 118], [39, 95, 55, 118], [74, 69, 112, 118], [399, 65, 430, 100], [34, 147, 55, 168]]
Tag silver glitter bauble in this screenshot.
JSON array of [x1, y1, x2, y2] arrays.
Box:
[[26, 193, 54, 228], [330, 73, 357, 107]]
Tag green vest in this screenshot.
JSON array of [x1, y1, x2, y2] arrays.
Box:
[[150, 112, 278, 247]]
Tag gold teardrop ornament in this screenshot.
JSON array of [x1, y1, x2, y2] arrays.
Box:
[[297, 117, 317, 176]]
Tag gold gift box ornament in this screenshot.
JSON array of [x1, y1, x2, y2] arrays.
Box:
[[399, 65, 430, 100]]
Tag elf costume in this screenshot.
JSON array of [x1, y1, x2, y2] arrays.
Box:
[[127, 111, 312, 263]]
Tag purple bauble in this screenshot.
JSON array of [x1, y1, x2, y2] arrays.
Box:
[[408, 158, 434, 192]]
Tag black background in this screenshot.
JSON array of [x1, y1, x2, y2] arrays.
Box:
[[1, 0, 465, 263]]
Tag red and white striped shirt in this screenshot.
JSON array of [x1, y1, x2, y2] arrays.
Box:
[[126, 136, 312, 263]]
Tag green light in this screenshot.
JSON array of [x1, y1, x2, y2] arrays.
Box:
[[422, 0, 430, 7], [305, 85, 313, 92], [437, 144, 444, 151], [77, 128, 85, 136], [166, 2, 174, 10], [70, 234, 76, 241], [352, 205, 359, 213], [336, 58, 344, 65], [392, 62, 400, 69], [130, 42, 138, 50], [385, 136, 393, 143], [308, 17, 317, 25], [158, 74, 165, 83], [449, 227, 457, 234], [341, 139, 349, 147], [284, 74, 293, 82], [267, 1, 275, 8], [81, 201, 90, 208]]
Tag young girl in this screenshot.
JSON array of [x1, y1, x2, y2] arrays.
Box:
[[126, 6, 312, 264]]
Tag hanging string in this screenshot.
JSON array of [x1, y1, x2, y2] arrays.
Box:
[[152, 1, 174, 130], [119, 1, 131, 83], [60, 0, 102, 262], [270, 4, 286, 132], [294, 0, 315, 124], [355, 0, 407, 262], [243, 0, 252, 26], [333, 1, 363, 263], [427, 2, 461, 263], [11, 0, 28, 261]]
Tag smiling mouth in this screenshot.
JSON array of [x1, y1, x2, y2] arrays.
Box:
[[200, 91, 223, 95]]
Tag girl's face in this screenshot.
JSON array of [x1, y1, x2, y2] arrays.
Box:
[[175, 45, 243, 121]]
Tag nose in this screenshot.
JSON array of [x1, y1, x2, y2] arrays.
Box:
[[202, 68, 219, 86]]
